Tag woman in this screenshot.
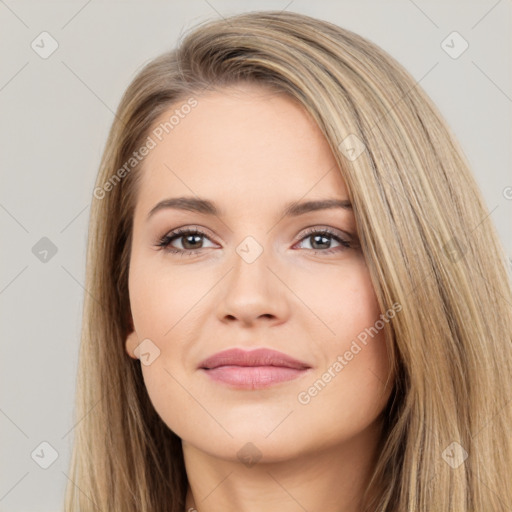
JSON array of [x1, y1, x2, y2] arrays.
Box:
[[64, 10, 512, 512]]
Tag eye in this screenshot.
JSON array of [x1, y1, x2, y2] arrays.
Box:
[[293, 227, 352, 254], [155, 225, 353, 256], [155, 227, 216, 256]]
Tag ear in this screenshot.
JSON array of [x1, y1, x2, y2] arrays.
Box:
[[125, 330, 140, 360]]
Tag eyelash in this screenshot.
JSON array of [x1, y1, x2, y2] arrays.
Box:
[[154, 226, 352, 257]]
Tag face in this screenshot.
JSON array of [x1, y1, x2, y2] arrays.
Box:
[[125, 83, 393, 463]]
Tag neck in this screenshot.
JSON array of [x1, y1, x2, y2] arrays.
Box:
[[183, 419, 383, 512]]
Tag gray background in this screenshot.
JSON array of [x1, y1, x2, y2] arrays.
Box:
[[1, 1, 510, 510]]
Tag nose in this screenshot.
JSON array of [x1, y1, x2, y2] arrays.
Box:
[[216, 243, 290, 327]]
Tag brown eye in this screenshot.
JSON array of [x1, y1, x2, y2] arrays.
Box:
[[294, 228, 352, 254], [156, 228, 216, 255]]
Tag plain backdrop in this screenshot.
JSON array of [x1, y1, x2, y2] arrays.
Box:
[[1, 1, 511, 510]]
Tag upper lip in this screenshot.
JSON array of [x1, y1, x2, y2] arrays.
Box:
[[198, 348, 311, 370]]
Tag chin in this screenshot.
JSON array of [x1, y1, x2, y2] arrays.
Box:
[[182, 431, 314, 466]]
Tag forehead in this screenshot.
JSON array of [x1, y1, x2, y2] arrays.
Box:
[[135, 84, 348, 217]]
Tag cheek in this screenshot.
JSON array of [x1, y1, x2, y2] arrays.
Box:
[[332, 265, 391, 393], [128, 258, 218, 435], [296, 257, 383, 342], [295, 261, 391, 418], [129, 249, 393, 449], [129, 256, 209, 339]]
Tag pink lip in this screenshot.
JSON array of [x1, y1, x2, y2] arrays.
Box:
[[198, 348, 311, 390]]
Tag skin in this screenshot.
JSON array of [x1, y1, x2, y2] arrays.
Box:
[[125, 82, 394, 512]]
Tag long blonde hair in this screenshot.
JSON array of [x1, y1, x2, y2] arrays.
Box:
[[64, 10, 512, 511]]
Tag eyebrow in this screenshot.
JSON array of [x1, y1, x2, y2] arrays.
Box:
[[146, 196, 352, 221]]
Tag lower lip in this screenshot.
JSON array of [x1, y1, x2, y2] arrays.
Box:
[[201, 365, 309, 389]]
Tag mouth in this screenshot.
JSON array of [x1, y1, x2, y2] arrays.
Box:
[[198, 348, 311, 390]]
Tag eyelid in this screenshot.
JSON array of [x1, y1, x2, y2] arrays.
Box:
[[296, 225, 352, 241], [161, 224, 218, 241], [158, 224, 352, 244], [155, 223, 356, 255], [159, 225, 220, 247], [293, 226, 354, 251]]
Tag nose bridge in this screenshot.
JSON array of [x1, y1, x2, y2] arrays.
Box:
[[230, 234, 274, 298], [217, 233, 288, 324], [233, 235, 269, 283]]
